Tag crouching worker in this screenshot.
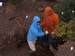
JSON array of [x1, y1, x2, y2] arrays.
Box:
[[40, 6, 59, 50], [27, 16, 45, 55]]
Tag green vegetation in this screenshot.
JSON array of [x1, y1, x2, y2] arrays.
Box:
[[32, 0, 37, 3], [56, 20, 74, 40], [9, 0, 17, 4], [53, 0, 75, 40]]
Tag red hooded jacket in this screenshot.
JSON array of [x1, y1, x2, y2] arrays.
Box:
[[40, 6, 59, 33]]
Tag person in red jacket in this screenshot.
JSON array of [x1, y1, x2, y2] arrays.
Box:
[[40, 6, 59, 50]]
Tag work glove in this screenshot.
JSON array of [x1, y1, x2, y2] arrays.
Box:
[[51, 32, 55, 35], [45, 31, 49, 35], [51, 32, 55, 38]]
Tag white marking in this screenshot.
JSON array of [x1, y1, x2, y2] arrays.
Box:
[[26, 16, 28, 19], [70, 46, 73, 51], [61, 11, 64, 15], [0, 2, 3, 7], [72, 10, 74, 13]]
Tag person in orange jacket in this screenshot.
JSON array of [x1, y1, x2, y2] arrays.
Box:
[[40, 6, 59, 50]]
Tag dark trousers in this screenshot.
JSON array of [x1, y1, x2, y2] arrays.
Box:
[[38, 34, 58, 49]]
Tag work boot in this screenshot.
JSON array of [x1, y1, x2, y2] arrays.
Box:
[[51, 42, 58, 50]]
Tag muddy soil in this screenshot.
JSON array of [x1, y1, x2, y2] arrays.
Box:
[[0, 0, 75, 56]]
